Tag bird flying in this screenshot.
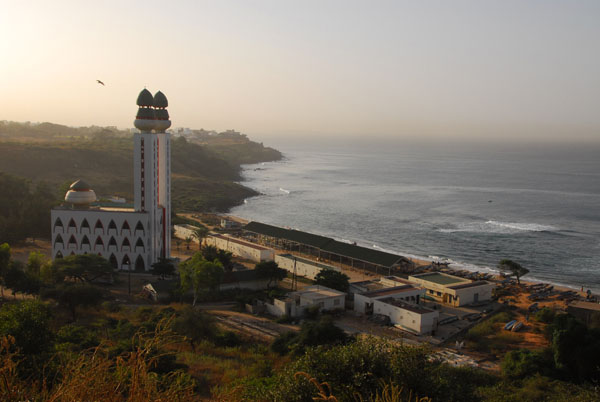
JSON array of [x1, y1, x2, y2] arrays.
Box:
[[96, 79, 105, 86]]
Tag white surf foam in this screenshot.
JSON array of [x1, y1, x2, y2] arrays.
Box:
[[279, 187, 290, 194], [439, 220, 557, 234]]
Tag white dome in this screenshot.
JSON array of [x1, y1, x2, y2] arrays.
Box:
[[65, 189, 97, 205]]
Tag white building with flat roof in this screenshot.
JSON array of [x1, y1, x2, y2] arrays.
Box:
[[408, 272, 495, 306], [351, 277, 438, 335], [51, 89, 172, 271], [266, 285, 346, 318]]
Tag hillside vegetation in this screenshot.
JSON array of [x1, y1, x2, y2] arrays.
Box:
[[0, 121, 281, 214]]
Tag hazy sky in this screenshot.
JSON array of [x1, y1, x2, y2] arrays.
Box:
[[1, 1, 598, 142]]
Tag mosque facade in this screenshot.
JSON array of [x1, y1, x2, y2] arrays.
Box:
[[50, 89, 172, 271]]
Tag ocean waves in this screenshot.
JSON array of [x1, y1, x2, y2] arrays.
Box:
[[439, 220, 557, 234]]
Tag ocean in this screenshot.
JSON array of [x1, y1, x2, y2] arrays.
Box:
[[231, 140, 600, 293]]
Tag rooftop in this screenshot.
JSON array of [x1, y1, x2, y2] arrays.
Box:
[[449, 280, 493, 290], [290, 285, 346, 300], [350, 280, 387, 293], [361, 285, 421, 298], [411, 272, 469, 286], [52, 205, 140, 213], [378, 297, 435, 314], [244, 221, 409, 268], [568, 301, 600, 312]]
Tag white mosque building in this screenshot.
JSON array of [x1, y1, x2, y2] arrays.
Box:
[[51, 89, 172, 271]]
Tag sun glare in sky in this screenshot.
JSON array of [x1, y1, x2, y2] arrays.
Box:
[[1, 0, 598, 141]]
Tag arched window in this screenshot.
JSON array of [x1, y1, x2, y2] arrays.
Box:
[[108, 236, 117, 248], [95, 236, 104, 250], [81, 218, 90, 232], [108, 220, 117, 235], [135, 255, 145, 272], [109, 254, 118, 269], [81, 235, 90, 246], [68, 235, 77, 248], [121, 220, 131, 235], [135, 238, 145, 251], [55, 250, 63, 259], [54, 234, 64, 247], [122, 254, 131, 268], [68, 218, 77, 231], [94, 219, 104, 234], [135, 221, 145, 234], [54, 217, 64, 231], [121, 237, 131, 251]]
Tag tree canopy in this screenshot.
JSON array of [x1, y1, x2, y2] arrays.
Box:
[[172, 307, 217, 352], [191, 226, 209, 249], [202, 245, 233, 272], [0, 300, 53, 356], [498, 259, 529, 285], [255, 261, 286, 288], [151, 258, 176, 279], [314, 269, 350, 292], [179, 253, 224, 305], [51, 254, 115, 283], [42, 283, 104, 321]]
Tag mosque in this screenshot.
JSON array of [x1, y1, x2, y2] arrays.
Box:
[[50, 89, 172, 271]]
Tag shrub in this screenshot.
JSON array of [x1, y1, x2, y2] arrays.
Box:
[[535, 307, 556, 324]]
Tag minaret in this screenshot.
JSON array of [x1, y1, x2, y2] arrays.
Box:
[[154, 91, 171, 260], [133, 89, 171, 265]]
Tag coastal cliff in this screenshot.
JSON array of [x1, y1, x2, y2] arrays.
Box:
[[0, 121, 281, 212]]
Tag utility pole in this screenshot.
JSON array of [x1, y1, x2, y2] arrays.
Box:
[[293, 257, 297, 291]]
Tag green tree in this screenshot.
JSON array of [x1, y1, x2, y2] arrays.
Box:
[[314, 269, 350, 292], [0, 300, 53, 356], [272, 315, 349, 356], [202, 245, 233, 272], [172, 307, 217, 352], [498, 259, 529, 285], [192, 226, 209, 250], [549, 313, 600, 383], [43, 283, 104, 321], [179, 253, 224, 305], [502, 349, 553, 379], [255, 261, 286, 289], [51, 254, 115, 283], [151, 258, 176, 279], [26, 250, 47, 277], [4, 260, 41, 298], [184, 236, 192, 250]]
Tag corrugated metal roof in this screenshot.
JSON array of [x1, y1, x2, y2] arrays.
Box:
[[244, 221, 332, 248], [244, 221, 408, 268], [320, 240, 405, 267]]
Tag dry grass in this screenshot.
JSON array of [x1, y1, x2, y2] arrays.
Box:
[[0, 319, 197, 402]]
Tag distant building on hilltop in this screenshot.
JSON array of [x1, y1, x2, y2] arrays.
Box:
[[50, 89, 172, 271]]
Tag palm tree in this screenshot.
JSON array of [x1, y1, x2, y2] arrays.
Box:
[[184, 236, 192, 250], [192, 226, 209, 250]]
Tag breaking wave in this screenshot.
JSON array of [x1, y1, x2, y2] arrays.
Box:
[[439, 220, 557, 234]]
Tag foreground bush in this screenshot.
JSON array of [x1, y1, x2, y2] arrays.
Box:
[[0, 321, 197, 401]]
